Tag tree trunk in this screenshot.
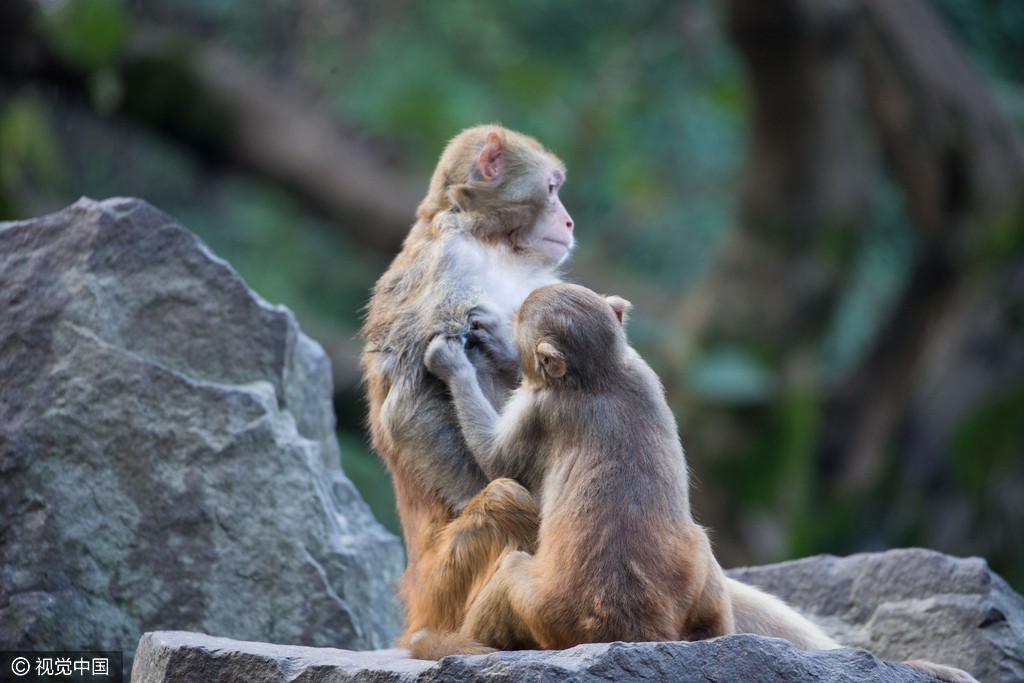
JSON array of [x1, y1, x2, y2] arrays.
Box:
[[680, 0, 870, 564], [825, 0, 1024, 489], [705, 0, 1024, 566]]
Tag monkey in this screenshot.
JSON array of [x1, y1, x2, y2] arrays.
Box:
[[420, 283, 978, 683], [423, 283, 732, 649], [359, 125, 574, 647]]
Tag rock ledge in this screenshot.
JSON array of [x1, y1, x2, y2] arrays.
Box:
[[132, 630, 938, 683], [134, 547, 1024, 682]]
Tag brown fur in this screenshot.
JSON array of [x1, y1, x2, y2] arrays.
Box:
[[420, 284, 978, 683], [360, 125, 573, 645], [423, 284, 734, 651]]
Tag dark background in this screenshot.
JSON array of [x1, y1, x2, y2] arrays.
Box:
[[3, 0, 1022, 590]]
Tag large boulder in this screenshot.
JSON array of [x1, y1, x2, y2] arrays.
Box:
[[131, 630, 948, 683], [0, 197, 404, 675], [726, 548, 1024, 683]]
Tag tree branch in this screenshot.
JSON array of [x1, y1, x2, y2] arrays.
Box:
[[1, 1, 422, 255], [859, 0, 1024, 239], [714, 0, 870, 353]]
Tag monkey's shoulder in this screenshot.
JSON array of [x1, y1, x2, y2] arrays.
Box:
[[361, 230, 467, 344]]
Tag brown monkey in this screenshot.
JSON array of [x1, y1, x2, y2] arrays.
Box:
[[360, 125, 573, 646], [423, 283, 733, 649], [423, 283, 977, 683]]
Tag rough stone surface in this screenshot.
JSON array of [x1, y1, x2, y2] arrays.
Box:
[[726, 548, 1024, 683], [0, 198, 404, 675], [131, 548, 1024, 683], [131, 630, 942, 683]]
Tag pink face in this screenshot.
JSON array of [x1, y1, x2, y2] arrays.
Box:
[[530, 168, 574, 265]]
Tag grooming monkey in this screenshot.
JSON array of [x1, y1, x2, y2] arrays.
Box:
[[423, 283, 733, 650], [422, 283, 977, 683], [360, 125, 574, 646]]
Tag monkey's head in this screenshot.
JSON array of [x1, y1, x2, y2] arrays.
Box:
[[417, 125, 575, 267], [514, 283, 632, 388]]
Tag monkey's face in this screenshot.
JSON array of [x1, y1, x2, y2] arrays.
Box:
[[510, 167, 574, 267], [436, 127, 574, 267]]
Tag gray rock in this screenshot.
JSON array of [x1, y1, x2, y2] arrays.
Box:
[[726, 548, 1024, 683], [133, 546, 1024, 682], [0, 198, 404, 675], [132, 630, 945, 683]]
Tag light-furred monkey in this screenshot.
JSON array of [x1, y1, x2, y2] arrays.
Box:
[[360, 125, 573, 648], [421, 283, 977, 683]]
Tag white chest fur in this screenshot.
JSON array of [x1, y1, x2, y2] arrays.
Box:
[[462, 241, 560, 324]]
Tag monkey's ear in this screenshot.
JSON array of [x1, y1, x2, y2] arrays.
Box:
[[536, 341, 566, 379], [606, 296, 633, 325], [476, 132, 505, 181]]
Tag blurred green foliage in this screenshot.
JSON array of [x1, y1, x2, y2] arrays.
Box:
[[0, 96, 67, 217], [308, 0, 746, 293], [40, 0, 129, 71], [3, 0, 1022, 587], [932, 0, 1024, 84], [953, 386, 1024, 497], [947, 384, 1024, 594], [820, 175, 918, 383], [686, 347, 778, 404]]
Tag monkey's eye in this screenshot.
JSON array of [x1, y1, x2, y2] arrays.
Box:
[[548, 183, 556, 195]]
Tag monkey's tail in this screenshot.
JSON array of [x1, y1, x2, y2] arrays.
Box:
[[407, 627, 496, 660], [725, 577, 840, 651], [901, 660, 979, 683], [726, 578, 979, 682]]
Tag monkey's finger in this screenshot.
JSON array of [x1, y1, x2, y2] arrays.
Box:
[[465, 327, 492, 349]]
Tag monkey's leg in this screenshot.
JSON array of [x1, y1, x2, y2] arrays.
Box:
[[403, 478, 539, 641], [682, 555, 736, 641], [461, 549, 542, 650]]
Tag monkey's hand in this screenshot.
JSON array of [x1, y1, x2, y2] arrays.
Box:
[[425, 334, 473, 382], [466, 307, 520, 375]]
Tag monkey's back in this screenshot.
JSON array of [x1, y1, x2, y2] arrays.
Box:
[[530, 360, 703, 646]]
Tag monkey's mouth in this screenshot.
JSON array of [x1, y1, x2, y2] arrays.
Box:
[[542, 238, 572, 248]]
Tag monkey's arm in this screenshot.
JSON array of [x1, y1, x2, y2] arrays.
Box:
[[465, 306, 520, 377], [425, 335, 502, 467]]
